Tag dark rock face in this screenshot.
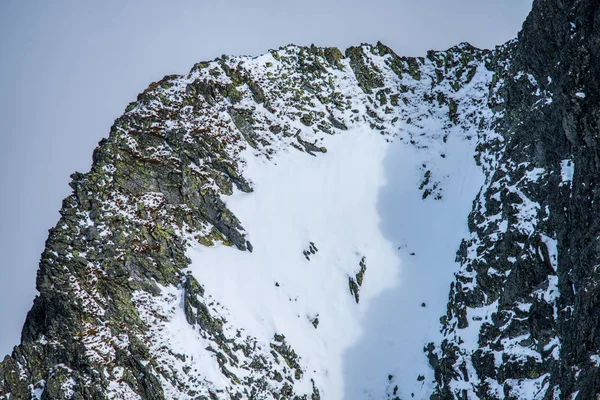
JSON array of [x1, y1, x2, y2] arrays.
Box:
[[429, 1, 600, 398]]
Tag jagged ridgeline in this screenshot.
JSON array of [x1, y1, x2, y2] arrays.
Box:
[[2, 0, 599, 398], [0, 40, 499, 399]]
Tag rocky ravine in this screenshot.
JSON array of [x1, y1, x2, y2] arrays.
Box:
[[2, 0, 600, 399]]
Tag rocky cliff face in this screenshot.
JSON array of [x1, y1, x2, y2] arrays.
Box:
[[429, 0, 600, 399], [1, 1, 598, 399]]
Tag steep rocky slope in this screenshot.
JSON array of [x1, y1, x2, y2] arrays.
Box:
[[1, 0, 598, 399], [430, 0, 600, 398]]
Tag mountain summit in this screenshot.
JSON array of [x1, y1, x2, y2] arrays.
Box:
[[2, 1, 600, 399]]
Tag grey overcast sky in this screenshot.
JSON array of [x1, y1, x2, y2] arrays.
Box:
[[0, 0, 532, 356]]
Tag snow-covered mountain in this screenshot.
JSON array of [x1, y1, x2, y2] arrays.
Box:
[[2, 1, 600, 399]]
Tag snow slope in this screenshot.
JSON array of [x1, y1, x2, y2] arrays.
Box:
[[185, 121, 483, 399]]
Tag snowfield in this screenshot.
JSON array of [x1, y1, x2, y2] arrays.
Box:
[[184, 123, 484, 399]]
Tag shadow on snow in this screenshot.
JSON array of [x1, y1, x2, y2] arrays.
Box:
[[341, 137, 480, 400]]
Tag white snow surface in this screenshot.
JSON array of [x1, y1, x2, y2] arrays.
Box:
[[186, 125, 484, 399], [561, 159, 574, 183]]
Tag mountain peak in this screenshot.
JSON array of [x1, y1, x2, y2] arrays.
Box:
[[3, 2, 600, 398]]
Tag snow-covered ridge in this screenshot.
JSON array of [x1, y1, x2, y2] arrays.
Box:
[[0, 42, 501, 399], [116, 43, 497, 399]]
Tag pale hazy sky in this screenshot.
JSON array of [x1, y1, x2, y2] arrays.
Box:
[[0, 0, 532, 356]]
